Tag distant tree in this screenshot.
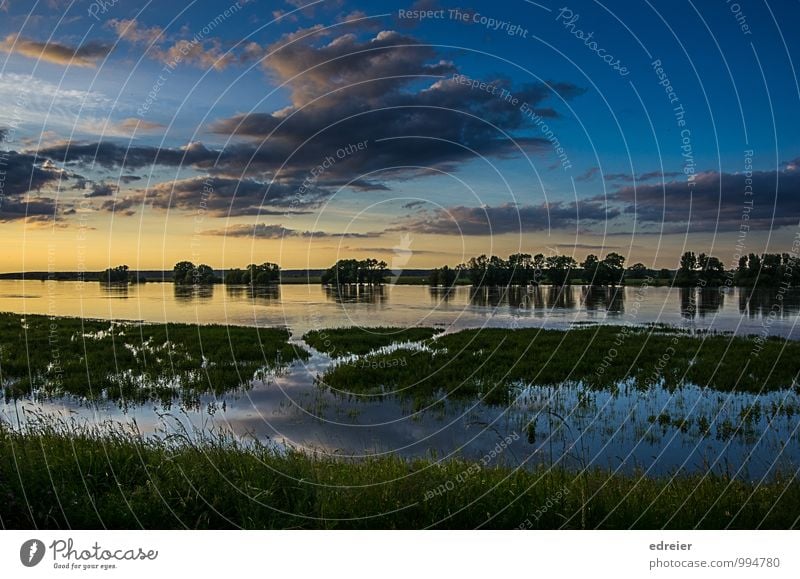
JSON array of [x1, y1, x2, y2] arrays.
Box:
[[603, 252, 626, 286], [238, 263, 280, 285], [581, 253, 625, 286], [429, 265, 458, 287], [173, 261, 218, 285], [697, 253, 727, 286], [100, 265, 129, 283], [173, 261, 195, 284], [675, 251, 698, 285], [224, 268, 245, 284], [546, 255, 577, 286], [194, 264, 217, 285], [626, 262, 650, 279], [321, 259, 386, 285]]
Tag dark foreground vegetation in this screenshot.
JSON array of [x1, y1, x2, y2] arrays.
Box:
[[0, 313, 307, 404], [1, 419, 797, 529], [320, 326, 800, 404], [303, 326, 441, 357]]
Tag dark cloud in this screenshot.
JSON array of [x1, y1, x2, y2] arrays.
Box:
[[576, 166, 599, 182], [36, 141, 219, 170], [602, 164, 800, 232], [604, 170, 683, 183], [203, 223, 381, 239], [85, 181, 117, 198], [0, 34, 111, 67], [32, 27, 583, 219], [96, 176, 327, 217], [394, 200, 618, 235], [0, 149, 70, 221]]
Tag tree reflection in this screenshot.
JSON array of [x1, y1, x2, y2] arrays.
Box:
[[581, 286, 625, 315], [323, 284, 386, 304], [225, 284, 281, 303], [173, 284, 214, 302]]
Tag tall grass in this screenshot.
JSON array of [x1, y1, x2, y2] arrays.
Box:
[[0, 312, 307, 404], [320, 326, 800, 403], [302, 326, 440, 357], [1, 418, 797, 529]]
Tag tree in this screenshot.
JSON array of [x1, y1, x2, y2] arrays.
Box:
[[320, 259, 386, 285], [173, 261, 218, 285], [546, 255, 577, 286], [675, 251, 698, 285], [173, 261, 195, 285], [697, 253, 726, 286], [224, 268, 245, 284], [602, 252, 626, 286], [194, 264, 217, 284], [626, 262, 650, 279], [100, 265, 129, 283]]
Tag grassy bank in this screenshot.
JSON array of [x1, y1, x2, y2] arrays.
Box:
[[303, 326, 441, 357], [1, 420, 797, 529], [320, 326, 800, 403], [0, 313, 307, 404]]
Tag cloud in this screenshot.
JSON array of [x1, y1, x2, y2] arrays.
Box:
[[31, 26, 584, 220], [394, 200, 618, 235], [0, 34, 111, 67], [604, 170, 683, 183], [576, 166, 599, 182], [93, 175, 326, 217], [115, 118, 165, 133], [602, 163, 800, 232], [205, 28, 583, 186], [107, 19, 164, 45], [0, 149, 72, 221], [85, 181, 117, 198], [203, 223, 381, 239]]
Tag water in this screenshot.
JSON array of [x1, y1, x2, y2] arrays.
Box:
[[1, 280, 799, 480], [1, 280, 799, 338]]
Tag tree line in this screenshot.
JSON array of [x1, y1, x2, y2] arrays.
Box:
[[94, 249, 800, 288]]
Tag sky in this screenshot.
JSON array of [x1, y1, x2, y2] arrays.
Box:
[[1, 0, 799, 272]]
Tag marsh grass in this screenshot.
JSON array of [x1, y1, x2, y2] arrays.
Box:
[[0, 417, 797, 529], [0, 312, 307, 404], [319, 326, 800, 402], [302, 326, 441, 357]]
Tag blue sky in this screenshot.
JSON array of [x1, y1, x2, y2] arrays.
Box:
[[1, 0, 799, 270]]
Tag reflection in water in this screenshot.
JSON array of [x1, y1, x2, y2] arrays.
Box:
[[323, 284, 386, 304], [697, 288, 724, 317], [173, 284, 215, 302], [429, 285, 457, 304], [545, 285, 576, 310], [467, 285, 580, 311], [225, 284, 280, 303], [739, 287, 800, 318], [98, 282, 130, 298], [680, 288, 726, 318], [0, 280, 796, 338], [581, 286, 625, 315]]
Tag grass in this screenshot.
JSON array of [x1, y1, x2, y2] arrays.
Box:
[[302, 326, 441, 357], [1, 418, 797, 529], [0, 312, 308, 405], [319, 326, 800, 404]]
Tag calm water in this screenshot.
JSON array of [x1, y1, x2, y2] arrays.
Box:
[[1, 280, 799, 338], [1, 280, 799, 479]]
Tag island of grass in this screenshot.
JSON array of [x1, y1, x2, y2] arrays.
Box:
[[302, 326, 441, 357], [0, 312, 308, 404], [1, 419, 797, 529], [318, 325, 800, 404]]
